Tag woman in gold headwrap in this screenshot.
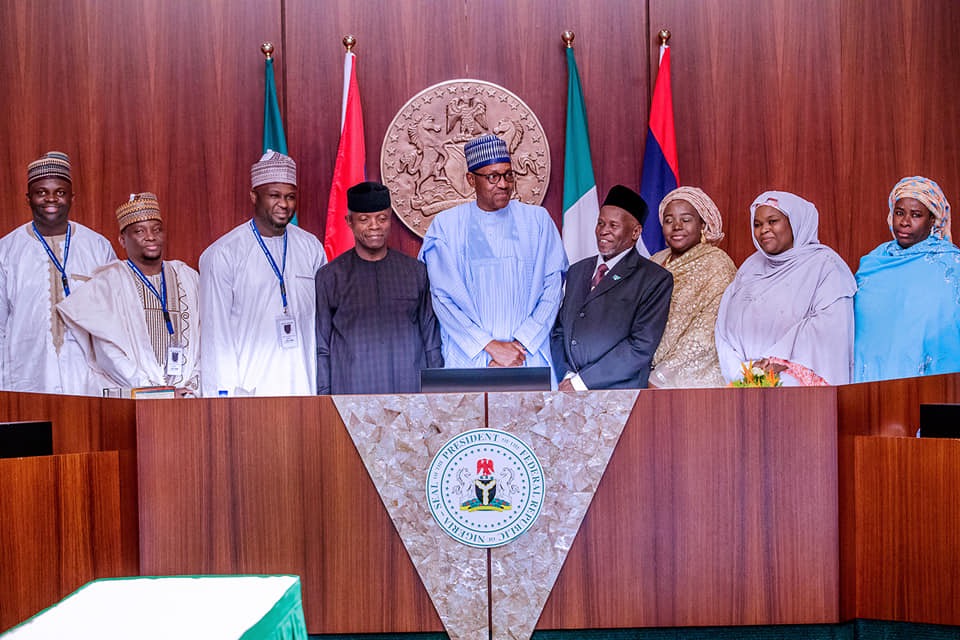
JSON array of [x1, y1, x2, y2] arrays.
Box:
[[648, 187, 736, 387]]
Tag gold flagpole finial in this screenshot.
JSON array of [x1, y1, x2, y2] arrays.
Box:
[[561, 31, 575, 49], [658, 29, 671, 46], [261, 42, 275, 59], [343, 35, 357, 52]]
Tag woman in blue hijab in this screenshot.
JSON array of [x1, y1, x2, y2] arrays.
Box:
[[853, 176, 960, 382]]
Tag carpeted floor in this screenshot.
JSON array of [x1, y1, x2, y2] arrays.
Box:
[[308, 619, 960, 640]]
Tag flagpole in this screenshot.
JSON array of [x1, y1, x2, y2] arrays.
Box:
[[658, 29, 671, 64], [340, 35, 356, 129]]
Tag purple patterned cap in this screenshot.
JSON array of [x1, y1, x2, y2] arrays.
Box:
[[464, 134, 510, 172]]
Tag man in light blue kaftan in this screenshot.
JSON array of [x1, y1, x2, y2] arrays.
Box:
[[418, 134, 567, 384], [854, 176, 960, 382]]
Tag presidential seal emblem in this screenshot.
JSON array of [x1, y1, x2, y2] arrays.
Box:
[[380, 79, 551, 238], [426, 429, 544, 548]]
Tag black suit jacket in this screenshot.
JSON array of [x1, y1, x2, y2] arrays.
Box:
[[550, 248, 673, 389]]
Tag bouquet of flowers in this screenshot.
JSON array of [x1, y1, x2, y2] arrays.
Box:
[[728, 360, 783, 388]]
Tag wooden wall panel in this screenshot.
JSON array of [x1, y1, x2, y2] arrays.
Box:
[[0, 0, 281, 268], [136, 397, 442, 634], [649, 0, 843, 267], [284, 0, 648, 256], [3, 1, 958, 269], [845, 436, 960, 625], [0, 452, 124, 632], [837, 373, 960, 437], [838, 0, 960, 264], [539, 387, 840, 628], [284, 0, 469, 256], [650, 0, 960, 269]]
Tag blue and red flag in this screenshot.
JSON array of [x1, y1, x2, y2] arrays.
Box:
[[639, 43, 679, 255]]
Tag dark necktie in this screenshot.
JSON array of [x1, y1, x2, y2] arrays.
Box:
[[590, 263, 608, 290]]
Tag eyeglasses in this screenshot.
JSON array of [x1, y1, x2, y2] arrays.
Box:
[[472, 170, 516, 185]]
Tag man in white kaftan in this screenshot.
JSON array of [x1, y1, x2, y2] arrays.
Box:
[[58, 193, 201, 395], [199, 151, 326, 396], [0, 152, 116, 395], [418, 135, 567, 383]]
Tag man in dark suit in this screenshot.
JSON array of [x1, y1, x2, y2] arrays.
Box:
[[551, 185, 673, 390]]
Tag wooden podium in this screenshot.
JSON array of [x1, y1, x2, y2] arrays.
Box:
[[837, 374, 960, 624], [2, 375, 959, 633], [0, 393, 138, 631]]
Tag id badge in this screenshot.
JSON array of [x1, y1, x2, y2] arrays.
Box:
[[276, 315, 299, 349], [165, 345, 185, 378]]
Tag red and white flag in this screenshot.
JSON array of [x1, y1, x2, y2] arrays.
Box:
[[324, 50, 366, 260]]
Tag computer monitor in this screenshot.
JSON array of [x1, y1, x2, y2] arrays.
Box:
[[918, 404, 960, 438], [0, 421, 53, 458], [419, 367, 552, 393]]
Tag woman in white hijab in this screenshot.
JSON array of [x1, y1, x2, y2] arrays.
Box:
[[715, 191, 856, 386]]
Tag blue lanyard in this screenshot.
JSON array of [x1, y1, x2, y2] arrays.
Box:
[[126, 260, 174, 336], [249, 219, 288, 312], [32, 222, 72, 296]]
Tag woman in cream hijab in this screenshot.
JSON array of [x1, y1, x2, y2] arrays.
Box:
[[715, 191, 856, 386]]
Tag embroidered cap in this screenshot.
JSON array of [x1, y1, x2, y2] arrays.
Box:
[[116, 192, 162, 231], [464, 134, 510, 172], [27, 151, 72, 185], [251, 150, 297, 189]]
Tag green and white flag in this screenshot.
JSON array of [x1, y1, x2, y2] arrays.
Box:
[[262, 52, 297, 225], [262, 56, 288, 155], [561, 46, 599, 264]]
